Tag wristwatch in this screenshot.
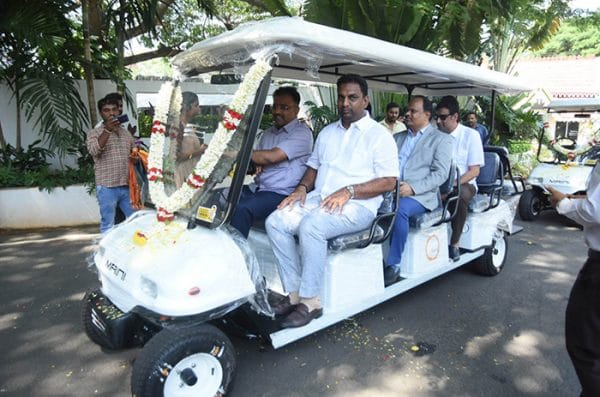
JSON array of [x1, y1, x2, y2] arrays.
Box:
[[346, 185, 355, 199]]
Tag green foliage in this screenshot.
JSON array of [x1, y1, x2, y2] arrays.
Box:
[[0, 0, 89, 158], [0, 141, 53, 172], [0, 165, 93, 192], [533, 11, 600, 57], [259, 113, 273, 131], [138, 0, 291, 59], [304, 101, 338, 138], [475, 94, 542, 146], [302, 0, 569, 68], [138, 112, 154, 138], [506, 140, 533, 154], [0, 140, 93, 191]]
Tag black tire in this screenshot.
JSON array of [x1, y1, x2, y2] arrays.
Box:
[[472, 233, 507, 276], [131, 324, 236, 397], [518, 189, 542, 221], [82, 289, 117, 350]]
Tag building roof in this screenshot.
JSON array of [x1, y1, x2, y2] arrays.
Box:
[[514, 56, 600, 99]]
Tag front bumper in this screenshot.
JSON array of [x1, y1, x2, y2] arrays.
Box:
[[85, 290, 160, 349]]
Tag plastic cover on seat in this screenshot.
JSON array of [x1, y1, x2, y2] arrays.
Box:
[[328, 225, 385, 251], [327, 184, 399, 252], [409, 208, 447, 229], [409, 161, 458, 229]]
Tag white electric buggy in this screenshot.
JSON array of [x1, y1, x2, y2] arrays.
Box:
[[518, 98, 600, 220], [82, 17, 531, 397]]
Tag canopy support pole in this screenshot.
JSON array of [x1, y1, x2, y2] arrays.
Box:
[[490, 90, 497, 140]]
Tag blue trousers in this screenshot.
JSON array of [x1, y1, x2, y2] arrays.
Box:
[[96, 185, 134, 234], [230, 186, 286, 238], [387, 197, 426, 267]]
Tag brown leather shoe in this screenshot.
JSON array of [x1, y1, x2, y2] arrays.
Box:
[[280, 303, 323, 328], [271, 295, 297, 316]]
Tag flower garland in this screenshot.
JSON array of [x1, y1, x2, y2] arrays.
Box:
[[148, 58, 272, 222]]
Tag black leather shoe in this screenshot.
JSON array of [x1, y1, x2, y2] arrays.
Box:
[[384, 265, 401, 287], [280, 303, 323, 328], [271, 296, 297, 316], [449, 245, 460, 262]]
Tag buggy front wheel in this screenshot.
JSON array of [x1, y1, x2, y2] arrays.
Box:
[[131, 324, 236, 397]]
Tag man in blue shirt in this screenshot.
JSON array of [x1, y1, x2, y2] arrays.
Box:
[[465, 111, 490, 146], [230, 86, 313, 237]]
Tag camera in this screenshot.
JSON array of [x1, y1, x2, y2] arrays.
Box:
[[116, 114, 129, 124]]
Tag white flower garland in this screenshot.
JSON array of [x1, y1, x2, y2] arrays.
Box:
[[148, 58, 272, 221]]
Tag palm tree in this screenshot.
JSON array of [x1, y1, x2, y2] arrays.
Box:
[[0, 0, 88, 157]]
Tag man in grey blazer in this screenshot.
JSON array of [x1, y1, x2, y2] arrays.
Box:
[[385, 95, 454, 285]]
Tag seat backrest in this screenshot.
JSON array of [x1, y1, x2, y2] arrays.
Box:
[[477, 152, 502, 187], [484, 146, 510, 178]]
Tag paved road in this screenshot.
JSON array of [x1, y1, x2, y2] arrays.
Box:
[[0, 212, 584, 396]]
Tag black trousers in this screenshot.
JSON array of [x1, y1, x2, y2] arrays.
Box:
[[565, 251, 600, 397]]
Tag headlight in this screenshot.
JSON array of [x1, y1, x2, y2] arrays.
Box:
[[530, 177, 544, 184], [140, 277, 158, 299]]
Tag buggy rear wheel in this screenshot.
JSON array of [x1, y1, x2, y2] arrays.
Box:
[[131, 324, 235, 397], [472, 233, 507, 276]]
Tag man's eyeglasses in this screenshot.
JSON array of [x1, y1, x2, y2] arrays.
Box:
[[435, 114, 452, 121]]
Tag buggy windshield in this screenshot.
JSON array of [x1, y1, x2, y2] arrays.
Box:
[[148, 61, 271, 227]]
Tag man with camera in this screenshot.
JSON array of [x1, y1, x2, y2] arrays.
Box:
[[86, 96, 136, 233]]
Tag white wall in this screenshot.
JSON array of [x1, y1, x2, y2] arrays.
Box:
[[0, 79, 325, 168]]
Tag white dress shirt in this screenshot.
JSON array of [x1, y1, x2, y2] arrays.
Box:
[[306, 113, 399, 215], [557, 163, 600, 251], [449, 124, 485, 188]]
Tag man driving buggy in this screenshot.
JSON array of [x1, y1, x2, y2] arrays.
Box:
[[265, 74, 399, 328]]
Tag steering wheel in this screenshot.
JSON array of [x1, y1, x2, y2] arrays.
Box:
[[552, 137, 576, 149], [551, 137, 593, 161]]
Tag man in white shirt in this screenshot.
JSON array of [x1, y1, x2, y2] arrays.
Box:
[[436, 96, 484, 261], [380, 102, 407, 134], [265, 74, 399, 328], [548, 163, 600, 397]]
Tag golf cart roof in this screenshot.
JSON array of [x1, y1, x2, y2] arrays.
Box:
[[173, 17, 531, 96], [546, 98, 600, 113]]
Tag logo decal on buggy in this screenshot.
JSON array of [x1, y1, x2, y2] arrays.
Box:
[[105, 260, 126, 281], [425, 234, 440, 261], [210, 344, 224, 358], [196, 205, 217, 222]]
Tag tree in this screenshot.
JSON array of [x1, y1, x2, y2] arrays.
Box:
[[302, 1, 506, 59], [302, 0, 569, 68], [484, 0, 568, 73], [532, 10, 600, 57], [0, 0, 88, 158], [80, 0, 292, 125]]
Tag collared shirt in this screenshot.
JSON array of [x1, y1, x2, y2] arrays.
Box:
[[86, 125, 135, 187], [474, 123, 489, 145], [255, 118, 313, 196], [306, 112, 399, 215], [398, 126, 426, 180], [449, 124, 485, 188], [557, 163, 600, 251], [379, 119, 407, 135]]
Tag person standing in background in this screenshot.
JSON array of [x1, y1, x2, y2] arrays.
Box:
[[465, 111, 489, 145], [86, 97, 136, 233], [380, 102, 407, 134]]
